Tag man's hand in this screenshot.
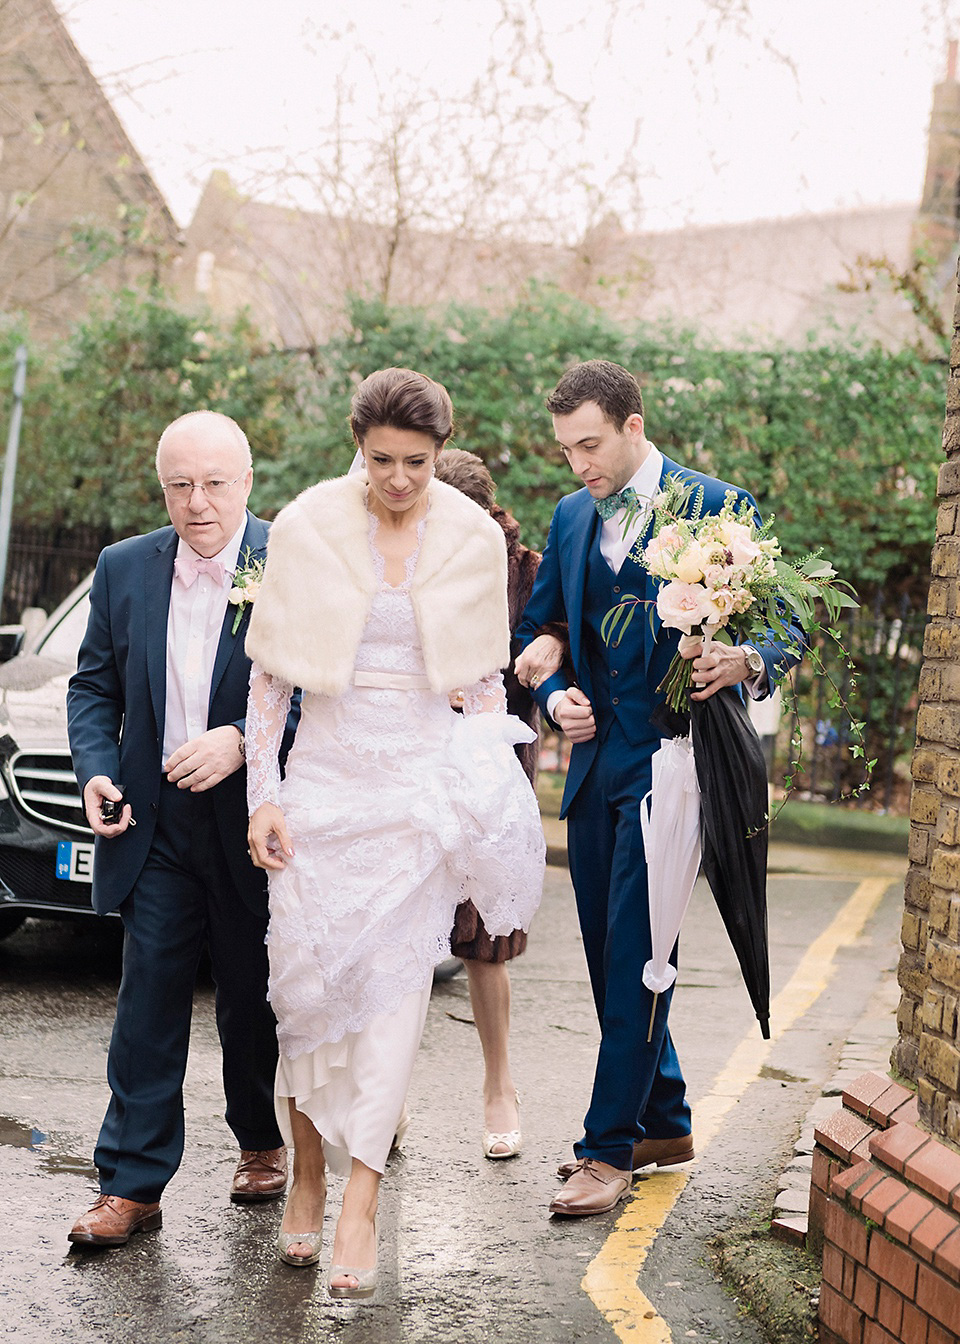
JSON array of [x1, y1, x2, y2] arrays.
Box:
[[680, 639, 751, 701], [82, 776, 133, 837], [515, 634, 565, 690], [555, 687, 596, 743], [164, 726, 245, 791], [248, 802, 294, 870]]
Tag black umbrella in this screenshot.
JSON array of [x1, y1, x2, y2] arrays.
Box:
[[689, 686, 771, 1039]]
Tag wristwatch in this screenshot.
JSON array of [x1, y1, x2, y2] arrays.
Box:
[[237, 728, 246, 759], [742, 645, 765, 677]]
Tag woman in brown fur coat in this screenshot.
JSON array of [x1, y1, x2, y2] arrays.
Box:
[[435, 449, 564, 1159]]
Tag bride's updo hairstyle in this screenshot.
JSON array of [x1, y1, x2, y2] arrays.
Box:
[[349, 367, 454, 450]]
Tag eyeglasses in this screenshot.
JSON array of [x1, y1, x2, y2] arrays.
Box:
[[160, 474, 245, 500]]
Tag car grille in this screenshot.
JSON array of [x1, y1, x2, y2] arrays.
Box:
[[8, 750, 90, 836], [0, 846, 94, 911]]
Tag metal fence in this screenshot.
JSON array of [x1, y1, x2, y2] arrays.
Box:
[[1, 523, 112, 624], [781, 591, 927, 811]]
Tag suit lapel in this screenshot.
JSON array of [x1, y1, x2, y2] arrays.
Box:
[[208, 512, 266, 710], [145, 530, 178, 737], [643, 455, 684, 667]]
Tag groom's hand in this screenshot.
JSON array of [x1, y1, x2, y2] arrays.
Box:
[[555, 687, 596, 743], [682, 641, 750, 700], [165, 725, 245, 791]]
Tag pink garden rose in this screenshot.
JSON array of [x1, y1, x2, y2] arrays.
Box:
[[656, 580, 715, 634]]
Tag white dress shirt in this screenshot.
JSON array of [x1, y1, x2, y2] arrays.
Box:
[[162, 518, 247, 762]]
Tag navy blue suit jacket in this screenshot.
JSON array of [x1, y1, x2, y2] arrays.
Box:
[[515, 454, 802, 818], [67, 511, 296, 917]]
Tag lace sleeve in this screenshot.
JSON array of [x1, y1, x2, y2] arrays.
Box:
[[461, 670, 507, 715], [246, 660, 294, 813]]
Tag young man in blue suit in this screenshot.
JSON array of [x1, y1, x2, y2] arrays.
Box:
[[515, 360, 799, 1218], [66, 411, 296, 1247]]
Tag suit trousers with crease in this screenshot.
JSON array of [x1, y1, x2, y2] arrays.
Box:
[[95, 778, 282, 1203], [566, 717, 692, 1172]]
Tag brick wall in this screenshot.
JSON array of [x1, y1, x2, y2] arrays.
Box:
[[894, 265, 960, 1146], [809, 1073, 960, 1342]]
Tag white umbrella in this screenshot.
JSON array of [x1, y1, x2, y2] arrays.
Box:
[[639, 732, 702, 1041]]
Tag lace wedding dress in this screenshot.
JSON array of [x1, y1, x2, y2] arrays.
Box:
[[246, 515, 545, 1175]]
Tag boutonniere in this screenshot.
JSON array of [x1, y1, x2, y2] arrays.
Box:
[[227, 547, 265, 635]]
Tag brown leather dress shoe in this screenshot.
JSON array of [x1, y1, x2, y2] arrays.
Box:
[[68, 1194, 162, 1247], [557, 1132, 695, 1180], [230, 1147, 288, 1203], [549, 1158, 632, 1217]]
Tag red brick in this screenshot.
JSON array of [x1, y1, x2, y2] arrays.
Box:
[[868, 1233, 920, 1297], [870, 1082, 917, 1126], [820, 1282, 865, 1342], [833, 1163, 884, 1208], [900, 1300, 931, 1344], [818, 1109, 878, 1163], [916, 1263, 960, 1327], [906, 1141, 960, 1206], [928, 1322, 957, 1344], [913, 1208, 960, 1264], [824, 1241, 846, 1290], [770, 1215, 806, 1246], [889, 1096, 921, 1128], [826, 1200, 871, 1264], [820, 1330, 845, 1344], [844, 1072, 899, 1118], [863, 1321, 901, 1344], [861, 1176, 911, 1224], [875, 1281, 904, 1336], [814, 1147, 840, 1191], [854, 1265, 880, 1316], [810, 1185, 828, 1245], [887, 1191, 938, 1245], [932, 1225, 960, 1283], [870, 1123, 933, 1175]]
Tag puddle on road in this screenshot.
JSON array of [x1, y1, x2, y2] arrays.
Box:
[[758, 1065, 810, 1084], [0, 1114, 96, 1177]]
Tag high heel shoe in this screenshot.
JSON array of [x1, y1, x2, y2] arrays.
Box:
[[482, 1091, 522, 1160], [276, 1229, 322, 1267], [328, 1215, 379, 1300]]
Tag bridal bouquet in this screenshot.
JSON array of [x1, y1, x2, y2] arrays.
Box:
[[602, 473, 859, 714]]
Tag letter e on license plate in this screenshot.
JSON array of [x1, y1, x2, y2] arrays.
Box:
[[56, 840, 94, 883]]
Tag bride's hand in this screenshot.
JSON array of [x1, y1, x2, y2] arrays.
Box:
[[515, 633, 565, 690], [248, 802, 294, 870]]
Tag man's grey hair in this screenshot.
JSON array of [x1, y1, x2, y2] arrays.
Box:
[[155, 410, 252, 472]]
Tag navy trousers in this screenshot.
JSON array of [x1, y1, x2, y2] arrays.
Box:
[[566, 719, 692, 1171], [95, 780, 282, 1203]]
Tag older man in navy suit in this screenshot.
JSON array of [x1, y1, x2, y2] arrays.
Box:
[[516, 361, 800, 1218], [66, 411, 296, 1248]]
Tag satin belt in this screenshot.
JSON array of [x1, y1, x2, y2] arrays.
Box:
[[352, 669, 432, 690]]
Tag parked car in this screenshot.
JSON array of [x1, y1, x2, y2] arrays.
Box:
[[0, 576, 96, 937]]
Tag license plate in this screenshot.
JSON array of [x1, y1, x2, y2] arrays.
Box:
[[55, 841, 94, 883]]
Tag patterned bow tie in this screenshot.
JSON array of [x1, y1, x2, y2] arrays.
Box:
[[174, 553, 230, 588], [594, 486, 639, 522]]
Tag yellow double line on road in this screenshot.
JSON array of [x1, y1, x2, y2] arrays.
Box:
[[581, 876, 894, 1344]]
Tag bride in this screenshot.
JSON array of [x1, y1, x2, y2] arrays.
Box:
[[244, 367, 545, 1298]]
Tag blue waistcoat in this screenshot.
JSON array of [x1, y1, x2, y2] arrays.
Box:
[[581, 522, 659, 750]]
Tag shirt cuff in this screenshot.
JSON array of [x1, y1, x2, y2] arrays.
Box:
[[546, 689, 567, 722]]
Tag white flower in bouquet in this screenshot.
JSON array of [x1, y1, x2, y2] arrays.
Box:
[[657, 580, 718, 634]]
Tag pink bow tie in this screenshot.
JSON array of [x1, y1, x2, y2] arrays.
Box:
[[174, 553, 230, 588]]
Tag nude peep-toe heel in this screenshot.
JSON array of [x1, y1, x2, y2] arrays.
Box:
[[277, 1229, 323, 1267], [482, 1091, 522, 1160], [328, 1216, 379, 1300]]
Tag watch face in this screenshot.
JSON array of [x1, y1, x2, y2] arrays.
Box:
[[747, 650, 764, 674]]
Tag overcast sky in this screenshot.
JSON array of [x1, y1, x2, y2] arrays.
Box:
[[61, 0, 959, 233]]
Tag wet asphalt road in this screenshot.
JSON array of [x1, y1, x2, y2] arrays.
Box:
[[0, 856, 904, 1344]]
